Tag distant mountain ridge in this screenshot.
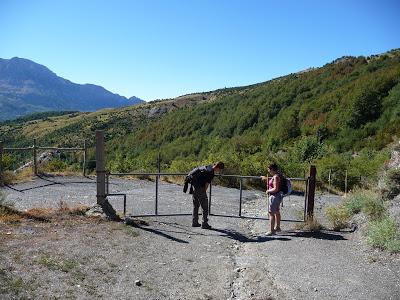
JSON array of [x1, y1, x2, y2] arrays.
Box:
[[0, 57, 144, 121]]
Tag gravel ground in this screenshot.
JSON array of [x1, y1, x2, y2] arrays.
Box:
[[1, 175, 399, 299]]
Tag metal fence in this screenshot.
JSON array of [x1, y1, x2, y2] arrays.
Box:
[[0, 139, 87, 186], [106, 171, 309, 221]]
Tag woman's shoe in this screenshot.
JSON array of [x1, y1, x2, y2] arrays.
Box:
[[192, 222, 201, 227]]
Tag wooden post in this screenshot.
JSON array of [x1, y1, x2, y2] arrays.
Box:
[[33, 139, 37, 175], [96, 131, 106, 205], [155, 151, 160, 215], [306, 165, 316, 220], [345, 170, 348, 196], [239, 177, 243, 217], [157, 151, 161, 174], [328, 169, 331, 192], [96, 130, 120, 221], [83, 140, 87, 177], [0, 141, 3, 186], [208, 182, 212, 215]]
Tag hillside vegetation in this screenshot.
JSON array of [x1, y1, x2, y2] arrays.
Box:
[[1, 49, 400, 191]]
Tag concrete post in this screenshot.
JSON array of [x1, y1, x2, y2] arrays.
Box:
[[306, 165, 316, 220], [96, 130, 120, 221]]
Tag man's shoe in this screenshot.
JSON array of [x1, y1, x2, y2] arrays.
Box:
[[201, 223, 212, 229], [192, 222, 201, 227]]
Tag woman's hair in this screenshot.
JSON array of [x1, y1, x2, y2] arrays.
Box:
[[267, 163, 279, 172], [214, 161, 225, 169]]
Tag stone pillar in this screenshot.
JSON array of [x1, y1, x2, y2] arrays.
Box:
[[96, 130, 120, 221]]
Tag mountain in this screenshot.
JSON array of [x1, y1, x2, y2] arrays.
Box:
[[0, 57, 144, 121], [1, 49, 400, 191]]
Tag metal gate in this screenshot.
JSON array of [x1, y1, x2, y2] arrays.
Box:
[[106, 172, 312, 222]]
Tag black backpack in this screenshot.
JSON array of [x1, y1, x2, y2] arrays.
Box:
[[183, 165, 210, 193], [280, 175, 288, 194]]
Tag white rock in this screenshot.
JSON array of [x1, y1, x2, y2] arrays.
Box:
[[135, 280, 142, 286]]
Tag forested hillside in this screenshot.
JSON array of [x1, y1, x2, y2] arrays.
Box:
[[1, 49, 400, 190]]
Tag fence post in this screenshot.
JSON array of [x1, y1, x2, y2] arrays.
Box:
[[157, 151, 161, 174], [306, 165, 316, 220], [328, 169, 331, 192], [345, 170, 348, 196], [155, 175, 159, 215], [239, 177, 243, 217], [96, 130, 120, 221], [0, 141, 3, 186], [83, 140, 87, 176], [33, 139, 37, 175], [208, 182, 212, 215]]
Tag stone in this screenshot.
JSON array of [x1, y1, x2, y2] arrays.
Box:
[[135, 280, 142, 286]]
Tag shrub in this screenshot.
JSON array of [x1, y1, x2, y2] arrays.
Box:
[[344, 190, 385, 220], [45, 160, 67, 172], [361, 196, 386, 221], [2, 170, 17, 185], [344, 191, 366, 214], [384, 168, 400, 199], [366, 217, 400, 252], [386, 239, 400, 253], [325, 205, 350, 231]]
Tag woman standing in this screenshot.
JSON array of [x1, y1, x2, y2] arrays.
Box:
[[261, 163, 283, 235]]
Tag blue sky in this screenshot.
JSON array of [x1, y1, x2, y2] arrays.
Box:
[[1, 0, 399, 101]]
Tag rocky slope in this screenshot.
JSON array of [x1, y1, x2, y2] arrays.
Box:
[[0, 57, 143, 121]]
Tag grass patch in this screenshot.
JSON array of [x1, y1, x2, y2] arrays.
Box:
[[110, 222, 140, 237], [0, 269, 34, 297], [344, 190, 386, 221], [325, 205, 350, 231], [24, 207, 53, 221], [366, 217, 400, 253], [0, 276, 24, 295], [36, 254, 79, 272], [58, 200, 89, 215], [326, 190, 388, 231], [328, 187, 400, 253], [0, 191, 21, 223], [294, 218, 324, 231], [3, 168, 34, 185], [361, 196, 386, 221], [23, 201, 89, 221]]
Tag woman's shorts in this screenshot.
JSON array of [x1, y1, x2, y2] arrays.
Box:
[[268, 192, 283, 213]]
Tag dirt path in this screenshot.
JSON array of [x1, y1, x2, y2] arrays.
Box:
[[1, 176, 399, 299]]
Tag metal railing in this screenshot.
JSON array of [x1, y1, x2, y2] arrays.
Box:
[[107, 171, 308, 220], [0, 139, 87, 180]]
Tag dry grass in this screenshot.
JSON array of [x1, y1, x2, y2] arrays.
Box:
[[2, 169, 35, 185], [0, 200, 90, 224], [0, 212, 23, 224], [0, 198, 23, 223], [294, 218, 324, 231]]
